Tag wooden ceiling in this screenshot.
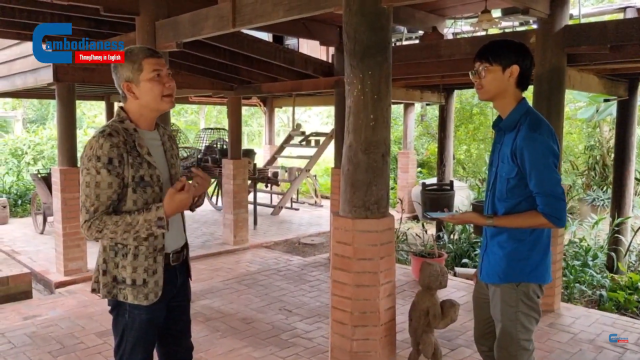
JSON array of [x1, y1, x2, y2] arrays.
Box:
[[0, 0, 638, 100]]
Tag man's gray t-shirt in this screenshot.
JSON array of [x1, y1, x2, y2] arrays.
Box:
[[138, 129, 187, 253]]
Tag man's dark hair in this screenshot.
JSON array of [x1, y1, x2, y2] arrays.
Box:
[[473, 39, 534, 92]]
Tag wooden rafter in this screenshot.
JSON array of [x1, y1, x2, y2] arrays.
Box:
[[155, 0, 440, 47], [0, 19, 118, 41], [37, 0, 139, 17], [181, 40, 314, 81], [204, 32, 334, 77], [169, 51, 270, 85], [566, 68, 628, 98], [392, 6, 445, 33], [255, 18, 341, 47], [0, 0, 134, 22], [0, 5, 134, 34], [231, 77, 342, 96], [51, 64, 235, 91]]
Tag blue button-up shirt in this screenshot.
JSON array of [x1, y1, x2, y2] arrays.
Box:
[[479, 98, 567, 285]]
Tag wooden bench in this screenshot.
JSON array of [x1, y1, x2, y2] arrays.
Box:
[[0, 253, 33, 305]]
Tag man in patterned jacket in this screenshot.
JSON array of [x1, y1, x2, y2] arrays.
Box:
[[80, 45, 211, 360]]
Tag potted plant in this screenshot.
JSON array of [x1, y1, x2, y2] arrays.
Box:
[[395, 213, 448, 281]]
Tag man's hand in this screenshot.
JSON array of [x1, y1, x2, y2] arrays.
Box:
[[441, 211, 487, 226], [189, 167, 211, 198], [163, 177, 195, 218]]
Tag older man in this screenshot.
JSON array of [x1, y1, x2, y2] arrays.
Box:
[[80, 45, 211, 360]]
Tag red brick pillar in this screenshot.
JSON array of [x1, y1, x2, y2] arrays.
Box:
[[222, 159, 249, 246], [541, 184, 567, 312], [396, 150, 417, 215], [330, 214, 396, 359], [52, 167, 87, 276], [541, 228, 564, 312], [262, 144, 279, 165]]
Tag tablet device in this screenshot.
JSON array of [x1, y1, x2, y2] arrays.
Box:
[[424, 212, 454, 219]]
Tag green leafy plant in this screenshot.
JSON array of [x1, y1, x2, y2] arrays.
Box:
[[440, 222, 481, 271]]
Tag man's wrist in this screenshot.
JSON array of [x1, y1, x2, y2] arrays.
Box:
[[485, 215, 494, 226]]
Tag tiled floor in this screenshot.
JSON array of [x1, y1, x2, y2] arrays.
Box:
[[0, 248, 639, 360], [0, 194, 330, 289]]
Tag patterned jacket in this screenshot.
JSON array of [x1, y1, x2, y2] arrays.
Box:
[[80, 107, 203, 305]]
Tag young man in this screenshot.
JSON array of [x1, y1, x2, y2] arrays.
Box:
[[80, 46, 211, 360], [442, 39, 567, 360]]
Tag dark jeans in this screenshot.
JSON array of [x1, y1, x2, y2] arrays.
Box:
[[108, 260, 193, 360]]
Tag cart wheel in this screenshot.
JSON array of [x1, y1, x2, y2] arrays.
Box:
[[206, 179, 223, 211], [31, 191, 47, 234]]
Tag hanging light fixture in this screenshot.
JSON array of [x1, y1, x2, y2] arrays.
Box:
[[471, 0, 501, 30]]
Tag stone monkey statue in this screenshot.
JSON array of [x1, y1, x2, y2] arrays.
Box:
[[408, 261, 460, 360]]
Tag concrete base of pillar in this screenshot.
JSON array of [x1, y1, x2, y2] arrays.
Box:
[[222, 159, 249, 246], [330, 213, 396, 359], [52, 167, 87, 276], [396, 150, 417, 216]]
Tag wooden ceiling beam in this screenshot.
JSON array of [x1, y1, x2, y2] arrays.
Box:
[[569, 45, 640, 65], [169, 51, 274, 85], [38, 0, 139, 17], [231, 76, 342, 96], [205, 32, 334, 77], [0, 19, 118, 41], [107, 32, 135, 47], [166, 59, 250, 86], [501, 0, 550, 17], [0, 6, 134, 34], [392, 6, 445, 33], [0, 0, 134, 23], [0, 91, 107, 101], [392, 58, 473, 78], [155, 0, 438, 47], [254, 19, 340, 47], [182, 40, 313, 81], [0, 65, 53, 93], [393, 17, 640, 65], [566, 68, 628, 98], [52, 64, 235, 91]]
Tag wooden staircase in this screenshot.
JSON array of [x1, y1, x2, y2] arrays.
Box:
[[255, 127, 334, 215]]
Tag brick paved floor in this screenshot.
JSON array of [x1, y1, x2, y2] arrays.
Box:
[[0, 194, 329, 289], [0, 248, 639, 360]]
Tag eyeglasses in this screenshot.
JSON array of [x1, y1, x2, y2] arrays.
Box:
[[469, 65, 492, 80]]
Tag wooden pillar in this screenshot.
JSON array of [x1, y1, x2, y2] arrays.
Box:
[[330, 1, 395, 359], [53, 82, 87, 276], [105, 96, 114, 122], [263, 98, 278, 164], [56, 83, 77, 168], [222, 96, 248, 246], [331, 37, 345, 223], [532, 0, 570, 313], [396, 103, 417, 215], [136, 0, 170, 127], [608, 78, 639, 274], [437, 89, 455, 183]]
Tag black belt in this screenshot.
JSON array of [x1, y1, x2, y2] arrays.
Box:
[[164, 243, 187, 266]]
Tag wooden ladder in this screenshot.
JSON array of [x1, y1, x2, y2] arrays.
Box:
[[256, 128, 334, 215]]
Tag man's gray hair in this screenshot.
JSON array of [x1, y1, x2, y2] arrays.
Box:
[[111, 46, 165, 103]]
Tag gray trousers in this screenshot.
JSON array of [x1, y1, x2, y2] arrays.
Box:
[[473, 279, 544, 360]]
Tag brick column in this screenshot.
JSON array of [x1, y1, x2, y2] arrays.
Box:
[[330, 214, 396, 359], [541, 184, 567, 312], [262, 144, 279, 165], [52, 167, 87, 276], [222, 159, 249, 246], [541, 228, 564, 312], [396, 150, 417, 215]]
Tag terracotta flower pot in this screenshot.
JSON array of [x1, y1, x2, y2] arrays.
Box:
[[410, 251, 448, 281]]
